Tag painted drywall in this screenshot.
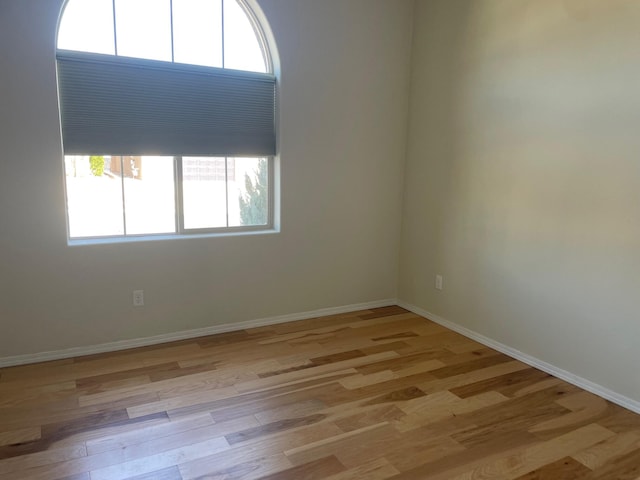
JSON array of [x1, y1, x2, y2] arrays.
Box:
[[0, 0, 413, 357], [400, 0, 640, 402]]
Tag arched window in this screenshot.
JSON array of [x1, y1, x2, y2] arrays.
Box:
[[57, 0, 276, 240]]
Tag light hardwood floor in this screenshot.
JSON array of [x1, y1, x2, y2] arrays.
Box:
[[1, 306, 640, 479]]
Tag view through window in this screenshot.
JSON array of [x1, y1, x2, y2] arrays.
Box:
[[58, 0, 273, 239]]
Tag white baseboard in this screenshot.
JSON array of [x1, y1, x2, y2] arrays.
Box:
[[398, 301, 640, 416], [0, 299, 396, 368]]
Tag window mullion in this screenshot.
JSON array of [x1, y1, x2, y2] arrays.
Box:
[[112, 0, 118, 55], [224, 157, 229, 227], [175, 156, 184, 233], [221, 0, 225, 68], [268, 156, 274, 228], [169, 0, 175, 62], [120, 156, 127, 235]]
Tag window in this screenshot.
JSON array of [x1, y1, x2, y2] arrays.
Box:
[[57, 0, 276, 240]]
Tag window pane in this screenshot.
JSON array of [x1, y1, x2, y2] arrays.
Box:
[[173, 0, 223, 68], [115, 0, 172, 61], [182, 157, 228, 229], [229, 157, 268, 227], [57, 0, 115, 54], [223, 0, 267, 72], [65, 155, 124, 238], [122, 156, 176, 235]]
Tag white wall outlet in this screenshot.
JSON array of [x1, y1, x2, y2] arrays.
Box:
[[435, 275, 443, 291], [133, 290, 144, 307]]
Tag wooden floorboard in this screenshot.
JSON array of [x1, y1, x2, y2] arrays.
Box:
[[1, 307, 639, 479]]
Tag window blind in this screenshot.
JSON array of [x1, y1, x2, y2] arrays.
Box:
[[57, 51, 276, 157]]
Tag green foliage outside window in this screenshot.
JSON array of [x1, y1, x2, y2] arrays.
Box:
[[239, 159, 268, 226], [89, 155, 105, 177]]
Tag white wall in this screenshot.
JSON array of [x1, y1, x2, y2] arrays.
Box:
[[0, 0, 413, 357], [400, 0, 640, 403]]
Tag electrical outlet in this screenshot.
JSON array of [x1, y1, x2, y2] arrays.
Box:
[[435, 275, 443, 291], [133, 290, 144, 306]]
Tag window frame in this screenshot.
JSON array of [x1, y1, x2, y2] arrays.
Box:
[[57, 0, 277, 244], [62, 155, 274, 242], [173, 155, 275, 236]]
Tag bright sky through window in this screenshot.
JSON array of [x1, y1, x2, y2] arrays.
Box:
[[57, 0, 268, 73]]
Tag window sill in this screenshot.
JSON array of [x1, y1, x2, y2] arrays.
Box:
[[67, 228, 279, 246]]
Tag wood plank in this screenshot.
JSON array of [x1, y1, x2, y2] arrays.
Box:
[[85, 413, 216, 455], [0, 410, 167, 460], [529, 391, 611, 438], [124, 465, 183, 480], [0, 443, 87, 476], [254, 398, 326, 425], [444, 423, 615, 480], [178, 446, 292, 480], [180, 419, 346, 479], [284, 423, 395, 466], [368, 426, 465, 472], [394, 390, 509, 433], [89, 436, 228, 480], [385, 430, 539, 478], [225, 414, 326, 445], [449, 367, 551, 399], [334, 404, 406, 432], [513, 457, 592, 480], [256, 455, 346, 480], [0, 427, 41, 448], [583, 447, 640, 479], [324, 457, 400, 480], [571, 431, 640, 470]]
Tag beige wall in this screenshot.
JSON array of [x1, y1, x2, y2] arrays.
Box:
[[400, 0, 640, 402], [0, 0, 413, 357]]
